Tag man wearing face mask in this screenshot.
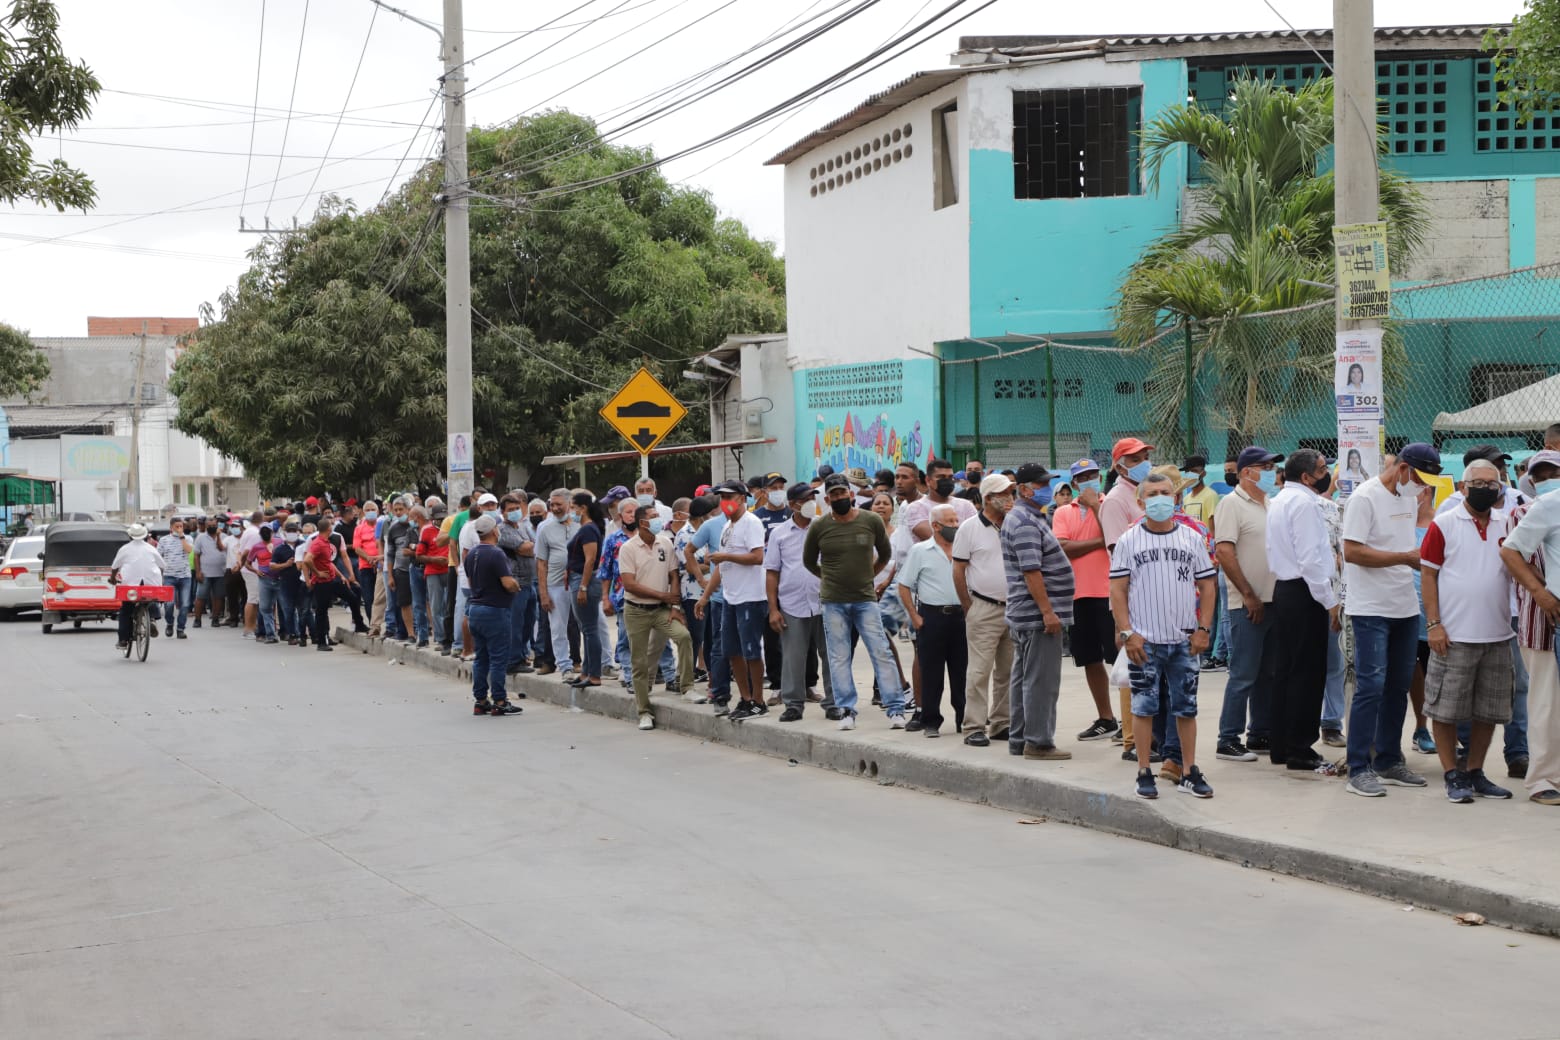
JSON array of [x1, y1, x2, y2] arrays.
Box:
[[1101, 438, 1154, 554], [191, 517, 226, 629], [1266, 449, 1345, 775], [383, 496, 418, 643], [1502, 450, 1560, 804], [951, 473, 1017, 746], [498, 493, 538, 674], [765, 482, 834, 721], [1213, 446, 1283, 763], [752, 472, 792, 697], [1340, 442, 1439, 797], [898, 503, 967, 737], [697, 482, 770, 719], [906, 458, 976, 543], [804, 473, 906, 730], [633, 478, 671, 526], [1051, 459, 1122, 742], [958, 461, 986, 506], [1003, 463, 1075, 761], [1420, 458, 1517, 803]]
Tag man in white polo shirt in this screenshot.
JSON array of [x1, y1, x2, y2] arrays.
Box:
[[1341, 442, 1438, 797], [1420, 458, 1516, 803], [952, 473, 1016, 747]]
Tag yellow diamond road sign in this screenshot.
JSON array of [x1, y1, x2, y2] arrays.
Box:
[[600, 367, 688, 455]]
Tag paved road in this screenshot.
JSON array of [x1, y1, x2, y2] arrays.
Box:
[[3, 616, 1556, 1039]]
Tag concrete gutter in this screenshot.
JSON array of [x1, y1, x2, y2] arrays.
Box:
[[338, 627, 1560, 936]]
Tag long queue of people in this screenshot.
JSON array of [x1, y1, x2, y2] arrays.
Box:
[[128, 424, 1560, 807]]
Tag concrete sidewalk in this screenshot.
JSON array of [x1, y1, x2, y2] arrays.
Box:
[[340, 627, 1560, 936]]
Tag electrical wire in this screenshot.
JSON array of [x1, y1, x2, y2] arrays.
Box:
[[464, 0, 661, 34], [295, 2, 380, 221], [103, 87, 429, 121], [42, 135, 420, 161], [379, 94, 443, 204], [266, 0, 312, 218], [460, 0, 609, 72], [463, 0, 639, 99], [238, 0, 267, 219], [0, 230, 246, 265]]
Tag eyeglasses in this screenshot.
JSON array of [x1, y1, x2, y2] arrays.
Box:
[[1465, 479, 1501, 490]]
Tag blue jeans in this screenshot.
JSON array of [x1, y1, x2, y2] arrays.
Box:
[[1218, 605, 1274, 744], [1211, 573, 1230, 660], [510, 583, 535, 660], [568, 574, 604, 676], [256, 576, 280, 639], [163, 575, 191, 631], [426, 570, 448, 646], [822, 600, 905, 716], [1347, 614, 1418, 775], [704, 597, 730, 701], [1130, 641, 1200, 718], [385, 570, 407, 640], [410, 565, 430, 644], [279, 580, 304, 639], [1321, 626, 1346, 730], [467, 602, 511, 703], [453, 586, 471, 651]]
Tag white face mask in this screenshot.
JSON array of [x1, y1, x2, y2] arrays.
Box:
[[284, 532, 299, 544], [767, 490, 786, 509]]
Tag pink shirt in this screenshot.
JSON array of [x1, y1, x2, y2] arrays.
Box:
[[1050, 501, 1109, 599]]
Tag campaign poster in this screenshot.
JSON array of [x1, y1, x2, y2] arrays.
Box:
[[1335, 328, 1383, 419], [1336, 419, 1380, 500]]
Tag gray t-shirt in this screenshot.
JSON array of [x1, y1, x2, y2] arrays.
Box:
[[497, 520, 537, 586], [194, 532, 226, 577], [384, 517, 416, 572], [535, 515, 577, 587]]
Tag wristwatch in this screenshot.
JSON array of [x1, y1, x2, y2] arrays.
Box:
[[1118, 629, 1134, 642], [1196, 625, 1211, 634]]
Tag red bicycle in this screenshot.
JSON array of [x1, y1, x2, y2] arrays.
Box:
[[116, 584, 174, 661]]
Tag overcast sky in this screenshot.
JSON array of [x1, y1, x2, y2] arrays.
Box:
[[1, 0, 1504, 335]]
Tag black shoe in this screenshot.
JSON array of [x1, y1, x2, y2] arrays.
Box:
[[317, 644, 334, 652], [165, 623, 173, 637], [490, 701, 523, 716], [1077, 718, 1119, 741], [871, 692, 882, 707], [1216, 740, 1258, 762], [176, 631, 187, 639], [749, 702, 769, 718], [778, 707, 803, 722], [1508, 756, 1530, 779], [990, 728, 1009, 743], [149, 625, 158, 638], [924, 727, 941, 738], [1246, 735, 1272, 753], [823, 706, 843, 721], [664, 679, 680, 694], [906, 711, 926, 733], [729, 701, 756, 720], [693, 669, 709, 683], [964, 731, 990, 747], [416, 640, 429, 649], [473, 700, 491, 716], [354, 623, 370, 634], [191, 618, 202, 629], [1122, 748, 1164, 763], [513, 663, 534, 674]]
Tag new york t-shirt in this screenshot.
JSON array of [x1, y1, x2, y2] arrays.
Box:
[[1109, 522, 1216, 644]]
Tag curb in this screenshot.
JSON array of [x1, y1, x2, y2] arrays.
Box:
[[337, 626, 1560, 936]]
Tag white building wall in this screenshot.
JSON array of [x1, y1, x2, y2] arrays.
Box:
[[783, 80, 971, 368], [1398, 180, 1511, 282]]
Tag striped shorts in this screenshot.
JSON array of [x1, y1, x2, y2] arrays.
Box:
[[1424, 639, 1514, 724]]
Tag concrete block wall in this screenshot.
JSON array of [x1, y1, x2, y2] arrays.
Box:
[[1538, 179, 1560, 267], [1398, 180, 1510, 282]]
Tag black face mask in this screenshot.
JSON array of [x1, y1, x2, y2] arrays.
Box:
[[937, 524, 960, 542], [934, 479, 955, 497], [622, 519, 639, 531], [1312, 472, 1332, 496], [830, 497, 852, 516], [1224, 471, 1238, 485], [1467, 485, 1501, 512], [965, 472, 982, 485]]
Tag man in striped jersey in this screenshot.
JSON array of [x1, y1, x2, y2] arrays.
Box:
[[1502, 450, 1560, 804], [1000, 463, 1075, 760], [1110, 471, 1218, 799]]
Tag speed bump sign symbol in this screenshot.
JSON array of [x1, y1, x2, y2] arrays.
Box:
[[600, 367, 688, 455]]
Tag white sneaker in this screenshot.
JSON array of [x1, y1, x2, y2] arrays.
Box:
[[838, 712, 856, 731], [638, 713, 655, 731], [888, 714, 907, 730]]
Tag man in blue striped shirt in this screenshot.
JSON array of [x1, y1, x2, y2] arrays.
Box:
[[1001, 463, 1075, 760]]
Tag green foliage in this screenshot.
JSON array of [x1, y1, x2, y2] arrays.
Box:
[[171, 111, 786, 496], [0, 320, 47, 399], [1, 0, 100, 210], [1486, 2, 1560, 125], [1117, 77, 1430, 451]]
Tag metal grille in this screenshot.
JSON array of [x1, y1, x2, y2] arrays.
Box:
[[1475, 58, 1560, 154], [804, 361, 904, 410], [1012, 88, 1140, 200]]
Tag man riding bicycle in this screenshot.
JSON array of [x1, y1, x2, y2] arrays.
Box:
[[112, 523, 165, 651]]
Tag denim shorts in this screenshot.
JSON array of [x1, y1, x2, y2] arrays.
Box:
[[1128, 640, 1200, 719], [722, 600, 766, 661]]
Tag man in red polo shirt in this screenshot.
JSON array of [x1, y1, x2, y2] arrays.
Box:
[[301, 527, 340, 651]]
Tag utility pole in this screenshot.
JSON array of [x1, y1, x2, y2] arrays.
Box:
[[126, 320, 148, 521], [371, 0, 473, 505], [442, 0, 474, 507]]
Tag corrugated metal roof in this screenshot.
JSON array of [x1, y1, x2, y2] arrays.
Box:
[[1, 404, 123, 431], [767, 24, 1505, 167]]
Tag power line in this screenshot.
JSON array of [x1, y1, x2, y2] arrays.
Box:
[[0, 230, 246, 265], [103, 87, 428, 121], [464, 0, 660, 34], [238, 0, 267, 219], [460, 0, 610, 73], [463, 0, 638, 97], [295, 2, 379, 221], [265, 0, 312, 219], [379, 94, 442, 204], [44, 135, 421, 161]]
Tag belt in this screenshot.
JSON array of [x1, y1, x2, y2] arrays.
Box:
[[626, 600, 668, 610], [923, 604, 964, 614], [970, 591, 1006, 607]]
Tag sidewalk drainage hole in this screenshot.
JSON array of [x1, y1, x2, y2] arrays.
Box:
[[857, 759, 867, 774], [869, 762, 879, 778]]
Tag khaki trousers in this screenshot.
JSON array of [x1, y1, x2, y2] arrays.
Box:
[[370, 565, 388, 635], [963, 598, 1012, 735], [1522, 647, 1560, 795], [625, 603, 694, 715]]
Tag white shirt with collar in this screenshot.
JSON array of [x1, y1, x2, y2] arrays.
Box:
[[1341, 475, 1419, 619], [113, 539, 165, 587], [1265, 485, 1339, 610]]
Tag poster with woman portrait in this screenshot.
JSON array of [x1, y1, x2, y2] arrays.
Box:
[[1336, 420, 1380, 500], [1335, 328, 1383, 418]]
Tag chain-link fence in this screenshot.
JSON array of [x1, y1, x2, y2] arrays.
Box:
[[941, 262, 1560, 472]]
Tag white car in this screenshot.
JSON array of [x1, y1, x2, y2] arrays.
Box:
[[0, 535, 46, 617]]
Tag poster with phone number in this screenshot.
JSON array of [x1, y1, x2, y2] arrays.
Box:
[[1335, 328, 1383, 418]]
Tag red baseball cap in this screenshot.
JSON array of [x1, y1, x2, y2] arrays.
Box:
[[1111, 437, 1154, 462], [345, 498, 358, 507], [305, 495, 319, 507], [695, 483, 712, 496]]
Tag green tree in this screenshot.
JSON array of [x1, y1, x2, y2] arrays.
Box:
[[1115, 77, 1431, 452], [2, 0, 101, 210], [170, 112, 785, 496], [0, 320, 47, 398], [1486, 2, 1560, 125]]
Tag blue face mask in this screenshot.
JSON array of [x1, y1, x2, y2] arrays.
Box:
[[746, 495, 756, 510], [1030, 483, 1054, 507], [1536, 478, 1560, 499], [1077, 479, 1101, 496], [1143, 496, 1176, 522], [648, 519, 665, 534], [363, 512, 378, 522], [1256, 469, 1278, 494], [1181, 471, 1201, 486], [637, 494, 654, 509], [506, 509, 523, 523], [1126, 460, 1152, 483]]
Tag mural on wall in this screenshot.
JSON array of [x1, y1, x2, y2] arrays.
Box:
[[796, 358, 937, 476]]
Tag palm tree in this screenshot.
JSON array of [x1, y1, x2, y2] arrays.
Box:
[[1116, 76, 1431, 454]]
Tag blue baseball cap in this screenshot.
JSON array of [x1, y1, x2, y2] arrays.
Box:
[[1068, 458, 1101, 480]]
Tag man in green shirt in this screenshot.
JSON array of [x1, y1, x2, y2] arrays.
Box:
[[803, 472, 907, 731]]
